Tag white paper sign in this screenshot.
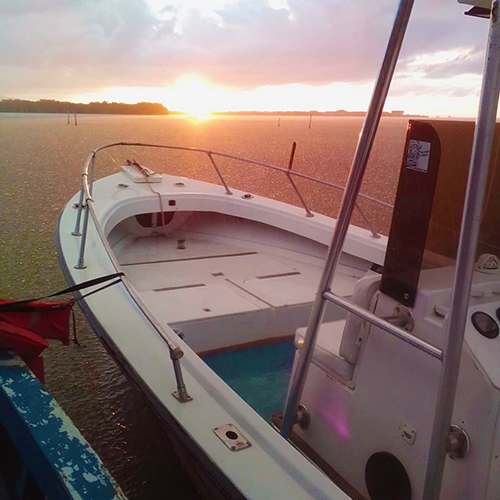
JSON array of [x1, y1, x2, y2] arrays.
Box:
[[405, 139, 431, 173]]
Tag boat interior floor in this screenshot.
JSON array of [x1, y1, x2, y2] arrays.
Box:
[[203, 340, 295, 422], [116, 229, 363, 353]]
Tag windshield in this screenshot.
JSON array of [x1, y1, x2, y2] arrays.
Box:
[[381, 119, 500, 306]]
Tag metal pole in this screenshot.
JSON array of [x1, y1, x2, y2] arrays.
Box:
[[281, 0, 415, 439], [288, 142, 297, 170], [323, 291, 442, 360], [88, 154, 95, 196], [72, 184, 85, 236], [286, 174, 314, 217], [207, 152, 233, 195], [75, 176, 91, 270], [171, 356, 192, 403], [422, 5, 500, 499], [286, 142, 314, 217], [354, 201, 380, 238]]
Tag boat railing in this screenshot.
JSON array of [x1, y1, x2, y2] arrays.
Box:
[[70, 141, 393, 405], [72, 145, 192, 403], [73, 141, 393, 245]]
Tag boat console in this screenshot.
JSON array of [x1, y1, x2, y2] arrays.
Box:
[[290, 120, 500, 500]]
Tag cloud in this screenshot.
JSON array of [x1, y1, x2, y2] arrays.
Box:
[[0, 0, 489, 100]]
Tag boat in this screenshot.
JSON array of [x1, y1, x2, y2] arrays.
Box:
[[56, 0, 500, 498]]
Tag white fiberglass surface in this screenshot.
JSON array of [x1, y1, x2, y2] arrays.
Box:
[[58, 194, 353, 500], [108, 211, 365, 352]]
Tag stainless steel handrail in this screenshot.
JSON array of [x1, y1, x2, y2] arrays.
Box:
[[71, 140, 392, 405], [422, 3, 500, 498], [323, 291, 442, 360], [280, 0, 415, 439], [74, 151, 188, 401], [72, 141, 392, 238]]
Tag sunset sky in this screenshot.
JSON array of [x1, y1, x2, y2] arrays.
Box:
[[0, 0, 490, 117]]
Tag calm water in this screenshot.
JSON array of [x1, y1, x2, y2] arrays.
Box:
[[0, 113, 408, 499]]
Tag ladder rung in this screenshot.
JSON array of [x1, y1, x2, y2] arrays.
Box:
[[323, 291, 443, 360]]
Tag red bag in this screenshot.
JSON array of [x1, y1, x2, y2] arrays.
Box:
[[0, 272, 123, 381], [0, 299, 73, 345]]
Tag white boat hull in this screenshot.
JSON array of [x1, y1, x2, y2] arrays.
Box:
[[57, 168, 385, 500]]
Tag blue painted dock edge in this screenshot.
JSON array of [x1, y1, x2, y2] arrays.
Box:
[[0, 350, 127, 500]]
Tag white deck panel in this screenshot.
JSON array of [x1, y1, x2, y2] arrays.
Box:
[[241, 264, 356, 307], [123, 253, 296, 291], [120, 234, 359, 325], [126, 256, 356, 326], [141, 283, 266, 323]]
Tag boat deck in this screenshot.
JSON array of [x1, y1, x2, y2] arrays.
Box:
[[116, 229, 363, 353]]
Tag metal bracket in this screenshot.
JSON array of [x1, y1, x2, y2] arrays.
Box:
[[447, 425, 470, 460], [171, 356, 192, 403], [296, 404, 311, 429], [172, 390, 192, 403], [383, 305, 415, 332]]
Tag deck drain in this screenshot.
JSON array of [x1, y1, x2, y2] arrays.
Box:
[[213, 424, 251, 451]]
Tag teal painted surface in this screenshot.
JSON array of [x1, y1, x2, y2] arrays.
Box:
[[0, 351, 127, 499], [204, 341, 295, 421]]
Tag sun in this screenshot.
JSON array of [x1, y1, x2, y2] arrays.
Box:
[[173, 74, 216, 119], [187, 109, 212, 120]]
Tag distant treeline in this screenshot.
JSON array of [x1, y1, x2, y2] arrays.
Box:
[[212, 110, 415, 117], [212, 110, 368, 116], [0, 99, 169, 115]]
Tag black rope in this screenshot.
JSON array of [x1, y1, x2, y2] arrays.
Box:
[[0, 272, 124, 312], [76, 278, 123, 301]]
